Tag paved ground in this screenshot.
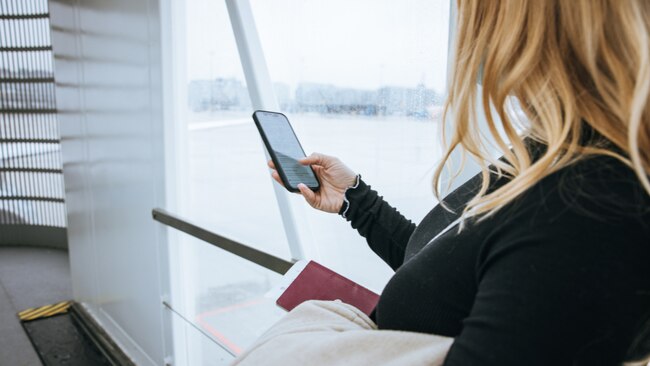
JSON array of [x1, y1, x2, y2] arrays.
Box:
[[0, 246, 72, 366]]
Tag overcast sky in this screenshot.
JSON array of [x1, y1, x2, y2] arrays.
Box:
[[186, 0, 451, 93]]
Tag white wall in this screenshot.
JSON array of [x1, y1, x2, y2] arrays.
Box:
[[49, 0, 172, 364]]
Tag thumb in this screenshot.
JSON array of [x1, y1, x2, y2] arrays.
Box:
[[311, 165, 325, 177], [300, 153, 333, 168], [297, 183, 318, 207]]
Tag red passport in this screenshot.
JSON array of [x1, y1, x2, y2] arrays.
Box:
[[276, 260, 380, 316]]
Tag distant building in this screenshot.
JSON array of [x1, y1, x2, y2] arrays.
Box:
[[188, 78, 250, 112], [273, 82, 291, 110], [187, 77, 443, 118], [377, 84, 442, 118], [295, 83, 379, 115], [294, 82, 442, 118]]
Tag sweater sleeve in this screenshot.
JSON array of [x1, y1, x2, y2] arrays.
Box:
[[338, 177, 416, 270]]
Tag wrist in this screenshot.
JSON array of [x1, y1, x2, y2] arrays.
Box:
[[339, 174, 361, 219], [344, 174, 358, 189]]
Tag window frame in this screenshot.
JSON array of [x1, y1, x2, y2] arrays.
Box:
[[224, 0, 457, 260]]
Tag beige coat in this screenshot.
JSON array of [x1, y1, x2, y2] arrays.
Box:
[[231, 300, 454, 366]]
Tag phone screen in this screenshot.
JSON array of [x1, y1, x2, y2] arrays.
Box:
[[254, 111, 319, 190]]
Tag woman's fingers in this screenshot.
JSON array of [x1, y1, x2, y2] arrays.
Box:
[[271, 171, 283, 186], [271, 172, 302, 196], [297, 183, 318, 206], [299, 153, 335, 167], [267, 159, 275, 169]]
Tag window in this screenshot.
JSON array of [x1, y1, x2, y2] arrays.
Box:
[[249, 0, 451, 290], [183, 0, 289, 258], [168, 0, 452, 362], [167, 0, 291, 361]]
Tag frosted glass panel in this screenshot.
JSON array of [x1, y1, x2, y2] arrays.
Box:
[[168, 232, 285, 359]]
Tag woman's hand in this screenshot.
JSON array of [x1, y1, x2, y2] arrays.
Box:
[[268, 153, 357, 213]]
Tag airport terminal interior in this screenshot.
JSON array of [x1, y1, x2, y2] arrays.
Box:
[[0, 0, 454, 364], [1, 0, 649, 365]]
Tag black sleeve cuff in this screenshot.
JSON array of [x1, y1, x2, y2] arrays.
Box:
[[338, 174, 370, 220]]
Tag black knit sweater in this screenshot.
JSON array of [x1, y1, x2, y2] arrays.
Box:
[[341, 155, 650, 365]]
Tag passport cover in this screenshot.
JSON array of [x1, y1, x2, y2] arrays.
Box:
[[276, 260, 380, 316]]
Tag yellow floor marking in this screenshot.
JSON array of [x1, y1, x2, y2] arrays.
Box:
[[19, 301, 72, 322]]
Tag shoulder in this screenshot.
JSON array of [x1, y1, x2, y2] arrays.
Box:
[[494, 154, 649, 234], [553, 155, 650, 223], [475, 154, 650, 278]]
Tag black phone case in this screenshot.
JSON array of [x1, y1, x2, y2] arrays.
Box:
[[252, 110, 320, 193]]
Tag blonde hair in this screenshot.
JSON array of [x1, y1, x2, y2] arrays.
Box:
[[435, 0, 650, 220]]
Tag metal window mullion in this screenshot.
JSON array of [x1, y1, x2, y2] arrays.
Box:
[[27, 0, 43, 224], [26, 0, 41, 224], [225, 0, 305, 261]]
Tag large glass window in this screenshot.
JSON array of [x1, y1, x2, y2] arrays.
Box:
[[168, 1, 451, 363], [249, 0, 451, 290], [168, 0, 291, 362], [183, 0, 289, 258]]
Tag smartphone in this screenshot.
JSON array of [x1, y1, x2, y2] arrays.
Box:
[[252, 110, 320, 193]]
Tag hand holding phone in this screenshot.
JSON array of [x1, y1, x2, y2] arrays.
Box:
[[254, 110, 359, 214], [268, 154, 357, 213]]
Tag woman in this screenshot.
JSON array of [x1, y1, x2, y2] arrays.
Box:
[[269, 1, 650, 365]]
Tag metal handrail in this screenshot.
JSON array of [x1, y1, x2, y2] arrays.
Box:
[[152, 208, 295, 275]]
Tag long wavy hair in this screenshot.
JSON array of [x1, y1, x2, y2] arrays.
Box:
[[435, 0, 650, 220]]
